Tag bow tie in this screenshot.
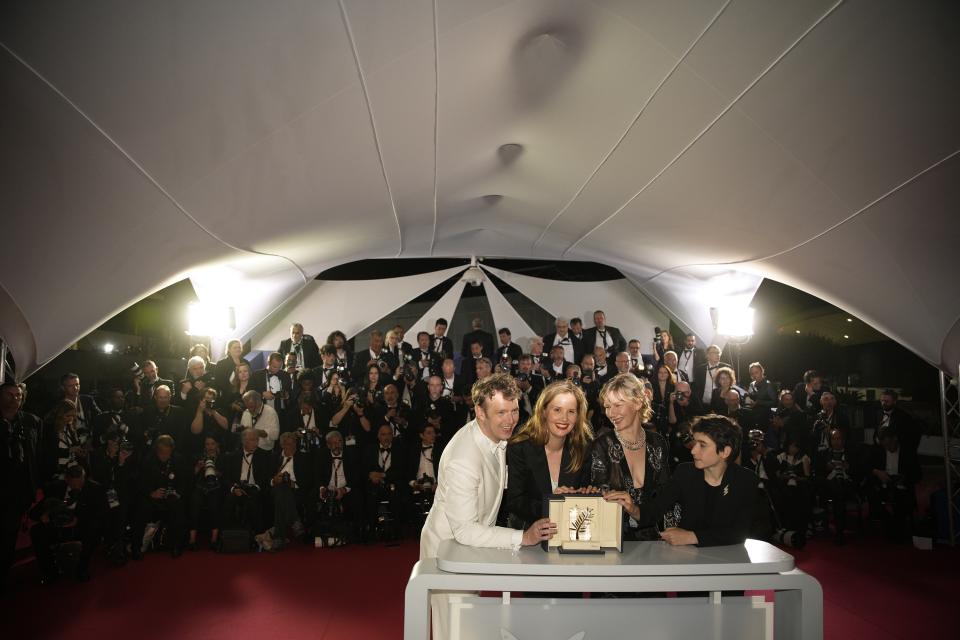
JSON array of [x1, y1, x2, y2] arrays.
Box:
[[380, 447, 391, 453], [558, 338, 570, 345], [422, 446, 433, 452], [708, 365, 719, 370], [684, 349, 693, 353], [332, 455, 342, 460]]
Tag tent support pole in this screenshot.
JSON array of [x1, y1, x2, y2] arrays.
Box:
[[940, 368, 959, 546]]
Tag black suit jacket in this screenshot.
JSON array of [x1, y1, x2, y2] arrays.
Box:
[[582, 325, 627, 356], [429, 335, 454, 361], [867, 406, 918, 450], [138, 452, 192, 498], [317, 448, 360, 489], [250, 368, 293, 414], [273, 451, 316, 493], [213, 357, 249, 396], [495, 342, 523, 365], [461, 329, 495, 361], [675, 348, 705, 381], [506, 438, 587, 529], [362, 443, 403, 486], [867, 444, 920, 485], [222, 448, 273, 490], [792, 383, 831, 417], [405, 441, 444, 485], [279, 336, 321, 370], [645, 462, 758, 547]]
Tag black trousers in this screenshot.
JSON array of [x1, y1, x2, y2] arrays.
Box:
[[819, 477, 856, 532], [222, 491, 265, 534], [1, 498, 28, 584], [132, 496, 186, 551], [189, 486, 223, 531], [30, 522, 98, 578]]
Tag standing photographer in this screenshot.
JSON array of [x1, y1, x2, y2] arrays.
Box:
[[89, 432, 133, 563], [187, 387, 229, 459], [1, 382, 40, 586]]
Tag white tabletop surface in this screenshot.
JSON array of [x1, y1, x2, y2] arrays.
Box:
[[436, 539, 795, 576]]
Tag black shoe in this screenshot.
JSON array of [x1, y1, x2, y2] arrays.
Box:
[[130, 547, 143, 561]]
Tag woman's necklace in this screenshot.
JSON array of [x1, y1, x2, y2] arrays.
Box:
[[615, 425, 646, 451]]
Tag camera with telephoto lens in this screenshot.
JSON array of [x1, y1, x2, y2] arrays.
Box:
[[653, 326, 663, 346], [515, 372, 529, 383], [570, 373, 582, 387], [772, 527, 806, 549]]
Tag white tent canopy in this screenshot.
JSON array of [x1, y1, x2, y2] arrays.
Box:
[[2, 1, 958, 378]]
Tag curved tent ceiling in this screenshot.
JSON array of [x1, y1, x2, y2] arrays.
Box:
[[1, 0, 958, 378]]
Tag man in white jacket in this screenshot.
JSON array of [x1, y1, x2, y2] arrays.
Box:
[[420, 373, 556, 560]]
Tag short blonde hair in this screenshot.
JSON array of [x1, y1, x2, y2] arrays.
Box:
[[471, 372, 519, 410], [599, 373, 653, 423]]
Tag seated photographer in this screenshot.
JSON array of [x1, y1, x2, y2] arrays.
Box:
[[89, 433, 133, 561], [774, 438, 812, 536], [718, 388, 756, 433], [29, 465, 105, 584], [130, 435, 190, 559], [292, 396, 324, 453], [816, 428, 857, 544], [40, 399, 86, 485], [507, 380, 593, 531], [251, 352, 293, 421], [650, 363, 676, 435], [811, 391, 850, 456], [256, 432, 316, 550], [134, 386, 187, 458], [222, 428, 272, 539], [866, 428, 920, 541], [638, 415, 758, 547], [439, 358, 467, 406], [363, 424, 404, 534], [186, 387, 229, 460], [239, 390, 280, 452], [590, 374, 671, 541], [188, 435, 224, 550], [744, 362, 778, 428], [406, 424, 443, 495], [317, 430, 361, 530]]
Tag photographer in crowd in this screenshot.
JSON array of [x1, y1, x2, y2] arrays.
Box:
[[29, 465, 105, 583], [222, 429, 271, 542], [1, 382, 40, 586], [89, 432, 133, 562], [867, 428, 920, 541], [816, 428, 858, 545], [130, 435, 189, 559], [187, 435, 224, 551], [257, 432, 315, 550]]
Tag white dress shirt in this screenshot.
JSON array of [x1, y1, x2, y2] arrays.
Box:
[[552, 332, 574, 363], [678, 348, 696, 382], [240, 403, 280, 451], [415, 446, 436, 483], [276, 455, 297, 487], [328, 454, 348, 490], [419, 420, 523, 559]]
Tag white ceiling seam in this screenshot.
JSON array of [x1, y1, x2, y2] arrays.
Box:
[[532, 0, 733, 251], [429, 0, 441, 256], [337, 0, 404, 257], [630, 146, 960, 289], [561, 0, 845, 257], [0, 39, 309, 286]]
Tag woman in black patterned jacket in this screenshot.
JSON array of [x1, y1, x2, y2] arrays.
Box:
[[589, 373, 672, 540]]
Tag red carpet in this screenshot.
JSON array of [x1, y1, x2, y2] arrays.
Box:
[[1, 536, 956, 639]]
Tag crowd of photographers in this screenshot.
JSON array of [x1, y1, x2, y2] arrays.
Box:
[[0, 311, 923, 586]]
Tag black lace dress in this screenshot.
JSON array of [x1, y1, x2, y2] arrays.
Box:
[[588, 428, 675, 540]]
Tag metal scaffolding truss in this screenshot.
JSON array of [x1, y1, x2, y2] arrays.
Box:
[[940, 366, 960, 546]]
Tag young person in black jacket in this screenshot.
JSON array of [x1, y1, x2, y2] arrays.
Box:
[[635, 414, 757, 547]]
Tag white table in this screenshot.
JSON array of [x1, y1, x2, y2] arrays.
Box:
[[405, 539, 822, 639]]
